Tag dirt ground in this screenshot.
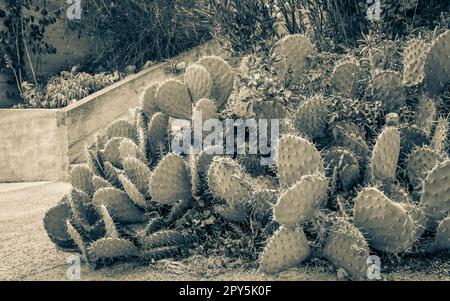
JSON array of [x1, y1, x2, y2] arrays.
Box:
[[0, 182, 448, 281]]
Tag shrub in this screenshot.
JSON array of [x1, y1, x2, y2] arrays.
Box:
[[17, 70, 120, 108], [73, 0, 211, 70]]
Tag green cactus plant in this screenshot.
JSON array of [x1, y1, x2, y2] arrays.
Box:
[[424, 30, 450, 97], [322, 218, 370, 280], [368, 70, 404, 113], [435, 216, 450, 250], [147, 112, 169, 164], [354, 187, 419, 253], [140, 83, 160, 120], [406, 147, 441, 188], [277, 135, 325, 190], [70, 165, 95, 197], [371, 127, 401, 183], [149, 153, 192, 204], [184, 64, 213, 104], [402, 38, 428, 87], [106, 120, 137, 142], [413, 96, 436, 136], [331, 56, 363, 98], [196, 56, 234, 109], [92, 188, 147, 224], [420, 159, 450, 221], [273, 174, 328, 227], [294, 95, 329, 140], [43, 197, 78, 251], [155, 79, 192, 119], [259, 226, 310, 274], [272, 34, 315, 82]]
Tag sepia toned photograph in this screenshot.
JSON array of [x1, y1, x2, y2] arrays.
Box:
[[0, 0, 449, 285]]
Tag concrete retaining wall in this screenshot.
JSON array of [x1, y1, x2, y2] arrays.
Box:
[[0, 110, 68, 182]]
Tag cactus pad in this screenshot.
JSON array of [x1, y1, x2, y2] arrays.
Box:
[[277, 135, 325, 189], [402, 38, 428, 87], [371, 127, 400, 182], [323, 218, 370, 280], [331, 57, 363, 98], [184, 64, 213, 104], [149, 153, 191, 204], [272, 34, 314, 82], [141, 83, 160, 119], [424, 30, 450, 97], [155, 79, 192, 119], [87, 238, 139, 266], [92, 188, 147, 224], [43, 198, 78, 252], [407, 147, 440, 188], [197, 56, 234, 109], [274, 174, 328, 227], [294, 95, 329, 140], [368, 71, 404, 113], [354, 187, 417, 253], [435, 217, 450, 249], [207, 157, 252, 206], [70, 165, 94, 196], [420, 159, 450, 220], [259, 226, 310, 274]]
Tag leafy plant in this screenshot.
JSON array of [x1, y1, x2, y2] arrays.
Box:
[[72, 0, 211, 70], [0, 0, 58, 95], [17, 70, 120, 108]]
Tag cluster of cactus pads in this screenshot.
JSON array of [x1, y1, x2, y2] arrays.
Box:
[[44, 31, 449, 279]]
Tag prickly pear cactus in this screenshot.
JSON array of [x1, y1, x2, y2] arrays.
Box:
[[118, 173, 147, 209], [277, 135, 325, 189], [119, 138, 148, 165], [123, 157, 151, 197], [155, 79, 192, 119], [184, 64, 213, 104], [402, 38, 428, 87], [149, 153, 191, 204], [273, 174, 328, 227], [107, 119, 137, 142], [420, 159, 450, 220], [331, 56, 363, 98], [371, 127, 401, 182], [43, 197, 78, 251], [414, 95, 436, 136], [272, 34, 315, 82], [324, 147, 360, 191], [259, 226, 310, 274], [431, 117, 448, 155], [354, 187, 417, 253], [87, 238, 139, 266], [92, 188, 147, 224], [207, 157, 252, 206], [197, 56, 234, 109], [435, 216, 450, 250], [70, 165, 94, 196], [140, 83, 160, 120], [323, 218, 370, 280], [406, 147, 440, 188], [368, 70, 404, 113], [424, 30, 450, 97], [294, 95, 329, 140], [147, 112, 169, 163], [103, 137, 125, 169]]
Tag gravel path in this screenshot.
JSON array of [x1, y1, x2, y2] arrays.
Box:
[[0, 182, 448, 281]]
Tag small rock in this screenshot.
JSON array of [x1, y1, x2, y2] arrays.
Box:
[[337, 268, 349, 281], [126, 65, 137, 74]]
